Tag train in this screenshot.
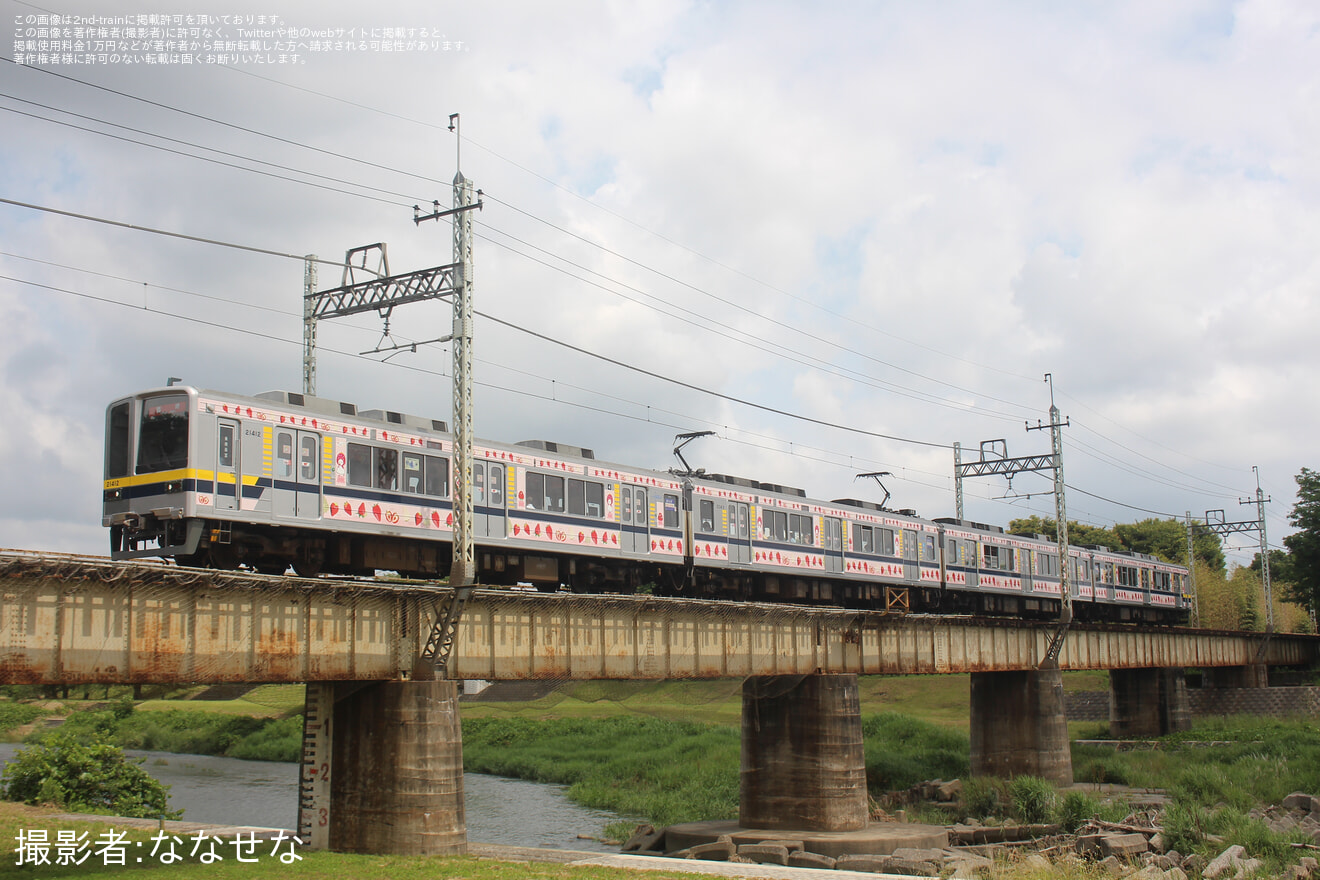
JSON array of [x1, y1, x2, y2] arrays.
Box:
[[103, 385, 1191, 624]]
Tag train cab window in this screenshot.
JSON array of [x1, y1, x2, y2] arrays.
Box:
[[662, 493, 679, 528], [621, 487, 633, 523], [490, 465, 504, 508], [699, 499, 715, 532], [300, 435, 319, 481], [526, 472, 566, 512], [374, 447, 398, 491], [106, 402, 131, 478], [136, 394, 189, 474], [347, 443, 372, 487]]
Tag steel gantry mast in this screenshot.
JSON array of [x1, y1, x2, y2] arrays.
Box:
[[1199, 467, 1274, 633], [954, 374, 1072, 664], [300, 115, 482, 675]]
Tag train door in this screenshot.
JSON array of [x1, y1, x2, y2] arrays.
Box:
[[472, 462, 488, 537], [902, 528, 918, 581], [274, 429, 321, 520], [486, 462, 505, 538], [623, 486, 649, 555], [823, 517, 843, 573], [728, 502, 750, 564], [216, 418, 239, 511]]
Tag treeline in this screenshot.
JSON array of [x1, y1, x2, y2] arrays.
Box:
[[1007, 512, 1313, 634]]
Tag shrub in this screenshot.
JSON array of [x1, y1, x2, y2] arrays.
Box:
[[960, 776, 1005, 820], [1058, 790, 1100, 833], [1, 733, 181, 819], [1008, 775, 1057, 824]]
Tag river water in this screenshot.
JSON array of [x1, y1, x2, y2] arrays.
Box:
[[0, 743, 624, 852]]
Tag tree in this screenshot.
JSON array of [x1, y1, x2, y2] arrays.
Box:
[[1282, 467, 1320, 615], [1, 732, 180, 818], [1007, 515, 1224, 572], [1007, 516, 1121, 549]]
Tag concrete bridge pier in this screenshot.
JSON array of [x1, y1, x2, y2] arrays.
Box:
[[1109, 667, 1191, 738], [740, 673, 869, 830], [300, 680, 466, 855], [969, 668, 1072, 785]]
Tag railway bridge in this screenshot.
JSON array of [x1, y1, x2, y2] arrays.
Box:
[[2, 551, 1316, 855]]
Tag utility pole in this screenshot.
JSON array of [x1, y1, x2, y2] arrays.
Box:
[[955, 374, 1071, 665]]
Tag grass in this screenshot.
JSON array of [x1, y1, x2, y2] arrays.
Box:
[[0, 801, 716, 880]]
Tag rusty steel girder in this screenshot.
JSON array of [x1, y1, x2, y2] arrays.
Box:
[[0, 552, 1314, 684]]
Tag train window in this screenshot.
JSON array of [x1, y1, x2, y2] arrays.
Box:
[[526, 472, 565, 512], [699, 500, 715, 532], [788, 513, 810, 545], [300, 436, 318, 481], [375, 447, 398, 491], [1141, 568, 1150, 590], [880, 529, 895, 556], [923, 534, 936, 562], [425, 455, 449, 497], [106, 402, 131, 478], [474, 464, 486, 506], [1037, 553, 1058, 577], [567, 479, 604, 517], [855, 525, 874, 553], [635, 488, 647, 525], [621, 487, 632, 523], [347, 443, 372, 487], [964, 540, 976, 566], [662, 493, 679, 528], [403, 453, 424, 493], [490, 465, 504, 507], [945, 538, 957, 562], [983, 544, 1014, 571], [136, 394, 189, 474], [768, 510, 788, 542], [275, 432, 294, 478], [737, 504, 748, 539]]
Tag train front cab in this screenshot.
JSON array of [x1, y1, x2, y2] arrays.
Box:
[[103, 386, 206, 560]]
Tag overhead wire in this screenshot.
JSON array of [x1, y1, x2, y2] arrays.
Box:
[[0, 58, 1276, 514]]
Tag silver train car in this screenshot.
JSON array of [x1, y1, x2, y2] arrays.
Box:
[[103, 386, 1191, 623]]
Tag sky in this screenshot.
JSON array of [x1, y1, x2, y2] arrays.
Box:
[[1, 0, 1317, 571]]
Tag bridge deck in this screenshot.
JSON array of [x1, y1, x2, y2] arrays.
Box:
[[0, 553, 1313, 684]]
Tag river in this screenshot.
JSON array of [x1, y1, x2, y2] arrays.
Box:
[[0, 743, 625, 852]]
